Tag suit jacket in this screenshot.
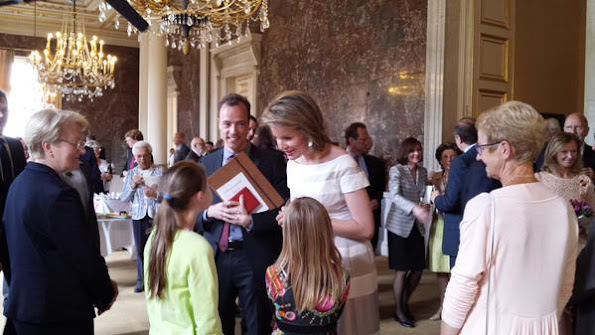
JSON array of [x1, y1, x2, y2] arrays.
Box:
[[0, 136, 27, 282], [174, 144, 191, 164], [434, 145, 501, 257], [363, 154, 386, 224], [386, 164, 427, 238], [3, 162, 114, 323], [123, 148, 137, 173], [185, 150, 202, 163], [584, 144, 595, 170], [195, 145, 289, 286]]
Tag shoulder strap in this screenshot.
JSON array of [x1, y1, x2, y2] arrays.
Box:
[[486, 193, 496, 335]]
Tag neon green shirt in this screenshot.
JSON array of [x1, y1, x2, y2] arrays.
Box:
[[144, 229, 223, 335]]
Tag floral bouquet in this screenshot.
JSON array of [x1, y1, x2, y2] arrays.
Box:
[[571, 199, 593, 221], [570, 199, 593, 249]]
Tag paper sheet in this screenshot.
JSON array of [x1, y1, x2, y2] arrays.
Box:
[[216, 172, 269, 213]]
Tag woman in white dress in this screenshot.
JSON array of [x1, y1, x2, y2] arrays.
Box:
[[262, 91, 380, 335]]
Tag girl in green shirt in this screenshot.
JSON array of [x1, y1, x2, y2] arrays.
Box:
[[144, 161, 222, 335]]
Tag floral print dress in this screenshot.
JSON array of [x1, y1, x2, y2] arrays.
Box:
[[265, 266, 350, 335]]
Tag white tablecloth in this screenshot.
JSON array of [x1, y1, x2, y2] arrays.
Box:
[[97, 218, 135, 258]]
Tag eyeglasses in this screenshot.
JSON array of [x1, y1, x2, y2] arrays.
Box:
[[476, 141, 503, 155], [59, 138, 86, 149]]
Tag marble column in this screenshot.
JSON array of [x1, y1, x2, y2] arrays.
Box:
[[423, 0, 446, 172], [199, 45, 211, 141], [138, 35, 149, 137], [142, 35, 168, 165], [585, 0, 595, 145]]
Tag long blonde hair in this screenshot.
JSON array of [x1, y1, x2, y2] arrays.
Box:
[[274, 197, 345, 312], [147, 161, 208, 299]]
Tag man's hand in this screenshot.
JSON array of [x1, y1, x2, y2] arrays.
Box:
[[98, 280, 119, 316], [430, 190, 441, 203], [206, 198, 251, 228]]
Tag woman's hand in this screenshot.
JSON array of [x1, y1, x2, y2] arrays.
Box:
[[413, 204, 432, 224], [276, 206, 286, 227], [132, 175, 144, 189], [144, 186, 158, 199]]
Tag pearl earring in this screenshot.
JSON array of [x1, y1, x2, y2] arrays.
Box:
[[307, 141, 313, 148]]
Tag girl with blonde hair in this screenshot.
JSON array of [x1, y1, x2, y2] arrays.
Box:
[[144, 161, 222, 335], [266, 197, 350, 335]]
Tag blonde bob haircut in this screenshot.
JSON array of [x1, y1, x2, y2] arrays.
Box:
[[476, 101, 546, 165], [261, 91, 330, 152], [24, 109, 89, 160], [274, 197, 346, 313], [541, 132, 583, 175]]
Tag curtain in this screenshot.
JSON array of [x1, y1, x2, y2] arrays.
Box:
[[0, 49, 14, 95]]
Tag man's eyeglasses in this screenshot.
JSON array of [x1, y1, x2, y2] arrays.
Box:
[[476, 141, 503, 155], [59, 138, 86, 149]]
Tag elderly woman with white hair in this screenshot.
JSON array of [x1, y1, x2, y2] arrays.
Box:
[[441, 101, 578, 335], [120, 140, 163, 293], [3, 109, 117, 334]]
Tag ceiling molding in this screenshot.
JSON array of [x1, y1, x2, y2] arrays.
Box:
[[0, 0, 139, 48]]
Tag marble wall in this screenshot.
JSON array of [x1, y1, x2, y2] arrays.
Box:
[[168, 48, 201, 140], [0, 33, 139, 172], [257, 0, 427, 160]]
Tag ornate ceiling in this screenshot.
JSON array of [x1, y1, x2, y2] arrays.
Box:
[[0, 0, 139, 47]]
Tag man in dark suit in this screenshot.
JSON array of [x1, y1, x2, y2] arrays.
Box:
[[564, 113, 595, 177], [122, 129, 143, 175], [344, 122, 386, 252], [431, 118, 500, 268], [185, 136, 207, 162], [0, 90, 26, 335], [196, 93, 289, 335], [80, 145, 103, 194], [173, 132, 191, 164]]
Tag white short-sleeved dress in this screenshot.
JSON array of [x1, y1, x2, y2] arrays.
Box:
[[287, 154, 380, 335]]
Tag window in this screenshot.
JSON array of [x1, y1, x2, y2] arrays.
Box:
[[5, 56, 48, 138]]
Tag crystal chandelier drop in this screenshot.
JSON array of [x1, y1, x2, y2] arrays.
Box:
[[98, 0, 269, 54], [30, 1, 117, 102]]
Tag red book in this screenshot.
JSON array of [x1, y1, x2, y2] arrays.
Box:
[[230, 187, 261, 213]]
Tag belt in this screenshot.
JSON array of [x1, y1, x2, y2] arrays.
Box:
[[226, 240, 244, 251]]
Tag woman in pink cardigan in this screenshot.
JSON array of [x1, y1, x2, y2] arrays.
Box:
[[440, 101, 578, 335]]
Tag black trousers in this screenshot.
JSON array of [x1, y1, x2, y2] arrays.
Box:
[[13, 318, 93, 335], [132, 215, 152, 286], [216, 248, 271, 335]]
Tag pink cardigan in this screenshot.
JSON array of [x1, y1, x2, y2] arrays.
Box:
[[442, 183, 578, 335]]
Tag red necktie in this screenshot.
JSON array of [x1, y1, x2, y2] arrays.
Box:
[[219, 222, 230, 252], [218, 153, 236, 252]]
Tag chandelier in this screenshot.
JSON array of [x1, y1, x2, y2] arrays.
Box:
[[98, 0, 269, 54], [29, 1, 117, 102]]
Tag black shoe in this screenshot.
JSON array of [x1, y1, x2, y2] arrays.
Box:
[[393, 313, 415, 328], [134, 284, 144, 293], [404, 309, 416, 323]]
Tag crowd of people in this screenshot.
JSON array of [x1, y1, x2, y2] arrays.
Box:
[[0, 87, 593, 335]]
